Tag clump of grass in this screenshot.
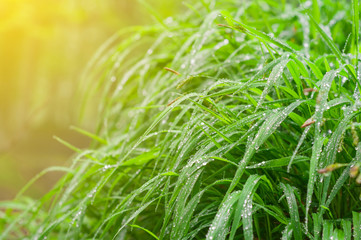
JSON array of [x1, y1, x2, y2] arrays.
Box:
[[2, 0, 361, 239]]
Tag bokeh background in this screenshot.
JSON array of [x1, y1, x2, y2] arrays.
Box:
[[0, 0, 179, 200]]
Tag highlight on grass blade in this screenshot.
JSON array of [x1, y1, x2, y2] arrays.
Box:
[[164, 67, 181, 76]]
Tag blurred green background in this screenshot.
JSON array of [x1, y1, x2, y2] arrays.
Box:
[[0, 0, 180, 200]]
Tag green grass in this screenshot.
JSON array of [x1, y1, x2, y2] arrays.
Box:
[[2, 0, 361, 239]]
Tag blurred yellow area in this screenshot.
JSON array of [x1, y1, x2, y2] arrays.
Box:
[[0, 0, 178, 199]]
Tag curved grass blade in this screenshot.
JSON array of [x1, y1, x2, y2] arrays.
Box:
[[322, 143, 361, 210], [221, 11, 296, 53], [229, 175, 263, 240], [226, 100, 305, 197], [206, 175, 262, 240], [129, 224, 159, 240], [256, 56, 290, 110], [247, 156, 309, 169], [15, 167, 73, 199], [305, 70, 339, 227], [308, 14, 360, 87], [287, 126, 311, 172], [319, 111, 361, 206]]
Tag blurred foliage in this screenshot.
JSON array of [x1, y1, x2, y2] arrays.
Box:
[[0, 0, 180, 199]]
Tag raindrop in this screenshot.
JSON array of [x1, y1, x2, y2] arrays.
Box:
[[102, 165, 111, 172], [164, 17, 174, 25]]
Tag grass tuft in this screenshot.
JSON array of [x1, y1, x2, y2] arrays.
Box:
[[2, 0, 361, 239]]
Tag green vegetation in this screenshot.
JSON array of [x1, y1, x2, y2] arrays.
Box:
[[2, 0, 361, 239], [0, 0, 182, 200]]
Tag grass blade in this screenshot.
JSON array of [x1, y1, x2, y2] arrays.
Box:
[[353, 211, 361, 239], [129, 224, 159, 240], [280, 183, 302, 240]]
